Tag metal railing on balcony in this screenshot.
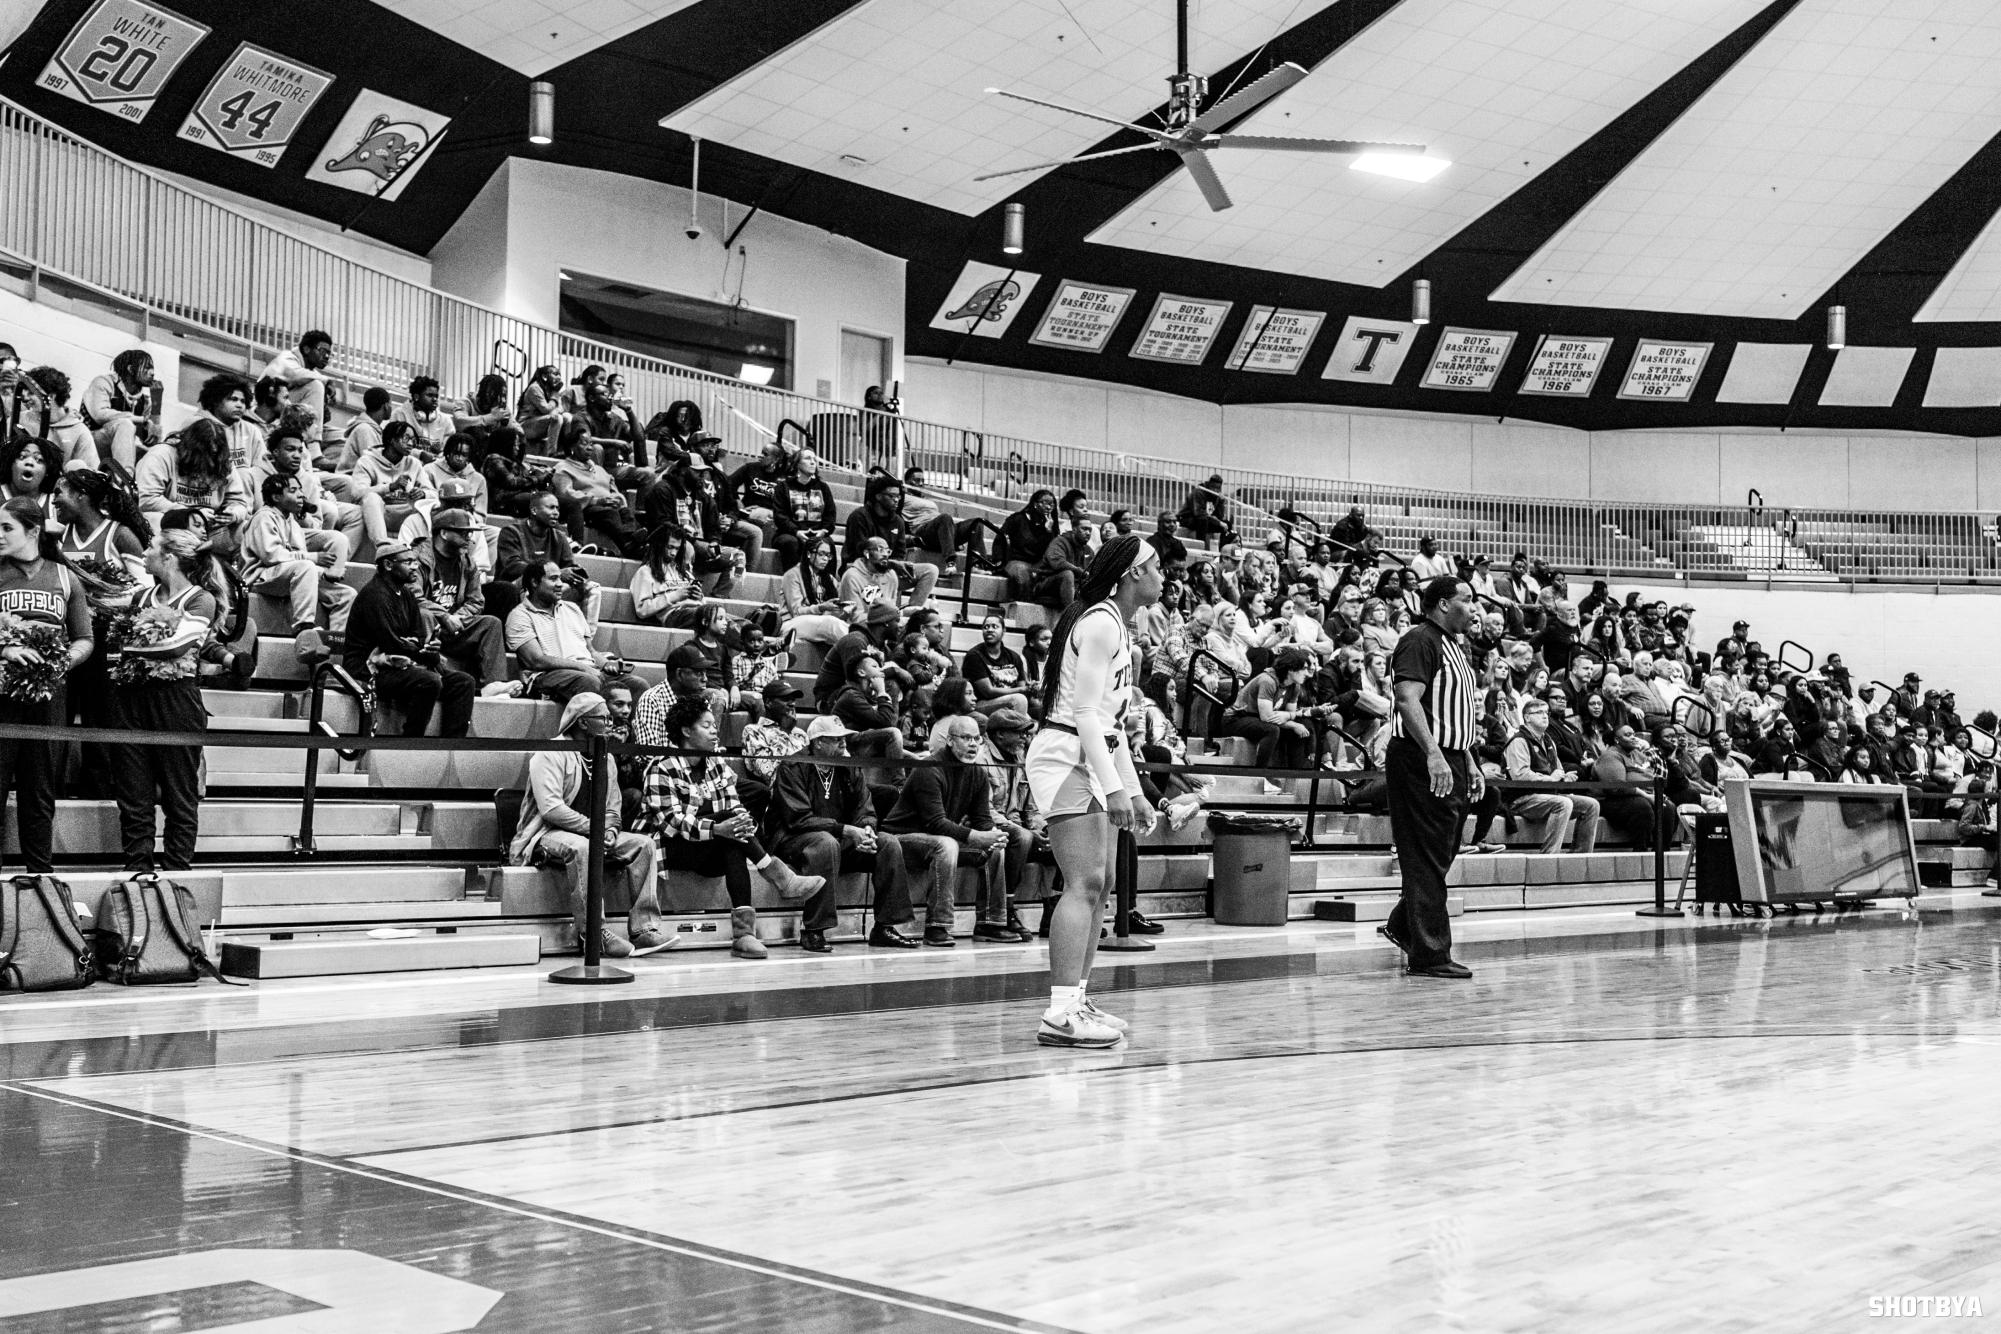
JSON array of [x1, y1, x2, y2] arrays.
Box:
[[5, 95, 1998, 588]]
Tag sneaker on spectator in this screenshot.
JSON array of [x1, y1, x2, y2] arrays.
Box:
[[628, 928, 676, 957], [480, 680, 524, 698], [1260, 779, 1286, 798], [592, 929, 632, 959], [972, 921, 1021, 943], [1036, 1005, 1123, 1049], [293, 627, 329, 664], [1165, 796, 1202, 830]]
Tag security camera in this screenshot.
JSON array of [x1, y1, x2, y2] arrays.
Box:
[[685, 224, 704, 241]]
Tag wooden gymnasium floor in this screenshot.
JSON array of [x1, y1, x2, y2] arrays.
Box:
[[4, 899, 2001, 1334]]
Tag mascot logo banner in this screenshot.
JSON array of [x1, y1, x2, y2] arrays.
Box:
[[928, 261, 1041, 340], [305, 90, 451, 201]]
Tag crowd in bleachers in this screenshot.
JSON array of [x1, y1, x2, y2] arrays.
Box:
[[0, 329, 1995, 960]]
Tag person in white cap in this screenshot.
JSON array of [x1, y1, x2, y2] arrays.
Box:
[[510, 691, 671, 960], [1024, 535, 1161, 1047], [762, 713, 917, 954]]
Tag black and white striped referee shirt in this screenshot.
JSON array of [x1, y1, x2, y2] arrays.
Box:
[[1389, 619, 1478, 752]]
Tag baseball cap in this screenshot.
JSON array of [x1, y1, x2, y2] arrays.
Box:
[[665, 642, 714, 673], [432, 507, 477, 532], [985, 706, 1034, 735], [437, 479, 475, 504], [1733, 620, 1749, 630], [805, 714, 854, 741], [864, 603, 898, 628], [373, 539, 413, 561], [682, 452, 710, 471], [762, 679, 802, 703], [1905, 671, 1922, 683]]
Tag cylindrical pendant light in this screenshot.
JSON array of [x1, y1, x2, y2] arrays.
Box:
[[1826, 304, 1846, 350], [1412, 277, 1432, 326], [1002, 202, 1025, 256], [528, 81, 555, 145]]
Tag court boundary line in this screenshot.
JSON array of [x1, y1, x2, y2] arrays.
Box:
[[4, 1082, 1089, 1334]]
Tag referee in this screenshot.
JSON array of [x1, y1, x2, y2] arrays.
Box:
[[1380, 575, 1482, 979]]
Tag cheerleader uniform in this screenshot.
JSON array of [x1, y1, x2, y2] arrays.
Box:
[[0, 556, 90, 871], [1025, 600, 1144, 819], [106, 582, 213, 872], [62, 518, 148, 798]]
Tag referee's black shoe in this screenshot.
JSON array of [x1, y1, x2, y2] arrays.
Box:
[[1377, 921, 1411, 957], [1406, 959, 1473, 980], [1123, 909, 1165, 935]]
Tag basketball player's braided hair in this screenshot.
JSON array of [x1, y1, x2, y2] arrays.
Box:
[[1037, 533, 1144, 721]]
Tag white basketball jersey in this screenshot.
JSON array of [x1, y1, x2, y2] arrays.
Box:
[[1044, 603, 1132, 732]]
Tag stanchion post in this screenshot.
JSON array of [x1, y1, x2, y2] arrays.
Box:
[[1099, 827, 1155, 953], [1636, 772, 1683, 918], [550, 731, 635, 984]]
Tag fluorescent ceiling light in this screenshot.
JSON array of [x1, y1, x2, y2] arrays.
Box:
[[1350, 154, 1449, 182], [738, 364, 776, 385]]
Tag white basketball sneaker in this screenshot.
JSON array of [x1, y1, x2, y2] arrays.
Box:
[[1036, 1004, 1125, 1049], [1080, 993, 1129, 1033]]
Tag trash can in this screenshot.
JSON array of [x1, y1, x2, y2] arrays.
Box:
[[1208, 813, 1298, 926]]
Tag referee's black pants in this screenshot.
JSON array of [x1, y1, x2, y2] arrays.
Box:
[[1385, 737, 1469, 969]]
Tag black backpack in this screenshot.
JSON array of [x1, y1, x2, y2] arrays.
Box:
[[94, 874, 244, 986], [0, 874, 93, 992]]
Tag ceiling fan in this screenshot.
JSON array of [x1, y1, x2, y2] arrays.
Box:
[[973, 0, 1425, 211]]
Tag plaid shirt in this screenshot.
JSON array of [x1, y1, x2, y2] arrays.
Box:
[[635, 754, 740, 842], [740, 721, 806, 781]]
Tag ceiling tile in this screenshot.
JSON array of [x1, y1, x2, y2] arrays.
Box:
[[1494, 0, 2001, 319], [1084, 0, 1766, 288], [1818, 345, 1917, 406], [397, 0, 703, 76]]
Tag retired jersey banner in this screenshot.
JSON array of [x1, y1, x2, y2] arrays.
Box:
[[1518, 334, 1614, 397], [37, 0, 209, 124], [1420, 327, 1516, 392], [928, 261, 1041, 339], [1225, 306, 1325, 375], [304, 90, 451, 201], [1028, 281, 1135, 353], [1129, 294, 1233, 365], [177, 44, 335, 167], [1320, 316, 1418, 385], [1618, 339, 1713, 402]]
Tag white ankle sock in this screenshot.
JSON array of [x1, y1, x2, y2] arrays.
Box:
[[753, 854, 774, 870], [1046, 985, 1081, 1017]]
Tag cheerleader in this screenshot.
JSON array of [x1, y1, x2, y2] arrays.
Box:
[[55, 465, 154, 797], [106, 528, 213, 872], [1026, 535, 1163, 1049], [0, 497, 94, 873]]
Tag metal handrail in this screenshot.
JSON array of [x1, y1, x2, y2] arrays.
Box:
[[953, 518, 1003, 627], [1181, 646, 1241, 739]]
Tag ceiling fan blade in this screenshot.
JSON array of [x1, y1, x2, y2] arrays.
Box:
[[971, 144, 1159, 182], [1209, 135, 1428, 154], [1187, 62, 1307, 134], [1176, 146, 1233, 211], [986, 87, 1174, 141]]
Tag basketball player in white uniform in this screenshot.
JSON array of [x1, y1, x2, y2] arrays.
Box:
[[1025, 535, 1163, 1048]]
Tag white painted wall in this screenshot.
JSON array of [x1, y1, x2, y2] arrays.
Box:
[[429, 159, 905, 401], [0, 286, 182, 425], [906, 357, 2001, 513], [1621, 576, 2001, 716]]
